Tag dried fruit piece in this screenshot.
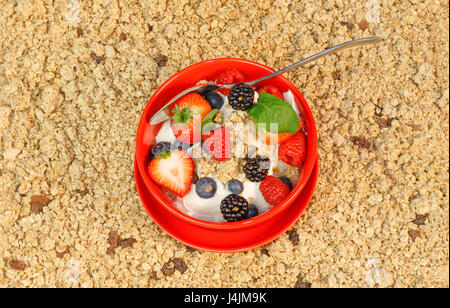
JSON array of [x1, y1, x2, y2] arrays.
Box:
[[10, 260, 27, 271], [162, 261, 175, 276], [358, 20, 369, 30], [30, 195, 51, 214], [351, 136, 371, 149], [340, 21, 354, 30], [155, 54, 168, 67], [118, 238, 137, 248], [413, 214, 429, 226], [120, 32, 127, 41], [106, 231, 119, 255], [375, 117, 394, 128], [288, 229, 299, 246], [409, 229, 420, 242], [172, 258, 187, 274], [332, 71, 341, 80]]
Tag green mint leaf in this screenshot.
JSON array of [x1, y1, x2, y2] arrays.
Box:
[[247, 91, 299, 133]]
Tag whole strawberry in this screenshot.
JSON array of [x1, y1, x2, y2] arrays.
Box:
[[202, 126, 231, 161], [259, 176, 290, 206], [216, 68, 246, 95], [170, 93, 212, 144], [278, 131, 307, 167]]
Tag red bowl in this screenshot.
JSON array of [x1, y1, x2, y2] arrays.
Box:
[[135, 58, 318, 233]]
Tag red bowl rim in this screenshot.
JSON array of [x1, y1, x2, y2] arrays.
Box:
[[135, 58, 318, 230]]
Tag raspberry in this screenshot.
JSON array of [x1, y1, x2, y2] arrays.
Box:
[[278, 131, 307, 167], [216, 68, 246, 95], [259, 176, 290, 206], [258, 84, 284, 100]]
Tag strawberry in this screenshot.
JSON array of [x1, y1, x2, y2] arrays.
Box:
[[259, 176, 291, 206], [278, 131, 307, 167], [202, 126, 231, 161], [148, 150, 194, 197], [216, 68, 246, 95], [265, 118, 303, 145], [170, 93, 212, 144], [258, 85, 284, 100]]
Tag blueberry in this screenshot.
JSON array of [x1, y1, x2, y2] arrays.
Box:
[[204, 85, 219, 93], [195, 177, 217, 199], [278, 176, 293, 190], [150, 142, 171, 158], [227, 179, 244, 194], [247, 204, 259, 219], [204, 91, 224, 109]]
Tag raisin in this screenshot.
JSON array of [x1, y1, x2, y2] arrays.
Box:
[[172, 258, 187, 274], [358, 20, 369, 30], [288, 229, 299, 246], [150, 270, 158, 280], [120, 32, 127, 41], [155, 54, 168, 67], [76, 27, 83, 37], [375, 117, 394, 128], [161, 262, 175, 276], [351, 136, 371, 149], [409, 229, 420, 242], [30, 195, 51, 214], [118, 238, 137, 248], [294, 275, 312, 288], [261, 248, 270, 256], [10, 260, 27, 271], [106, 231, 119, 255], [332, 71, 341, 80], [413, 214, 429, 226], [340, 21, 354, 31], [185, 245, 196, 253], [148, 24, 153, 32]]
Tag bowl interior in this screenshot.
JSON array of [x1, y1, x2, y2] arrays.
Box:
[[135, 58, 317, 229]]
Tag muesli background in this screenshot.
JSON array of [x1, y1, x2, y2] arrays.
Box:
[[0, 0, 448, 287]]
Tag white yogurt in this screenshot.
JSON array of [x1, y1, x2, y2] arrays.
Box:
[[182, 177, 229, 222], [155, 120, 176, 144]]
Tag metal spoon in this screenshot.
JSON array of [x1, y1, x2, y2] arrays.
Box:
[[150, 37, 381, 125]]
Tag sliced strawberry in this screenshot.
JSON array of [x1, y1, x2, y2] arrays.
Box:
[[258, 85, 284, 100], [148, 150, 194, 197], [202, 126, 231, 161], [216, 68, 246, 95], [265, 118, 303, 145], [170, 93, 212, 144]]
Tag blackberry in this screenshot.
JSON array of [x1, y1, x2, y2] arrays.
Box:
[[220, 194, 249, 222], [243, 156, 270, 182], [228, 83, 254, 110]]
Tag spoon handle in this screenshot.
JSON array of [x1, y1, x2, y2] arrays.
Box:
[[246, 37, 381, 86]]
